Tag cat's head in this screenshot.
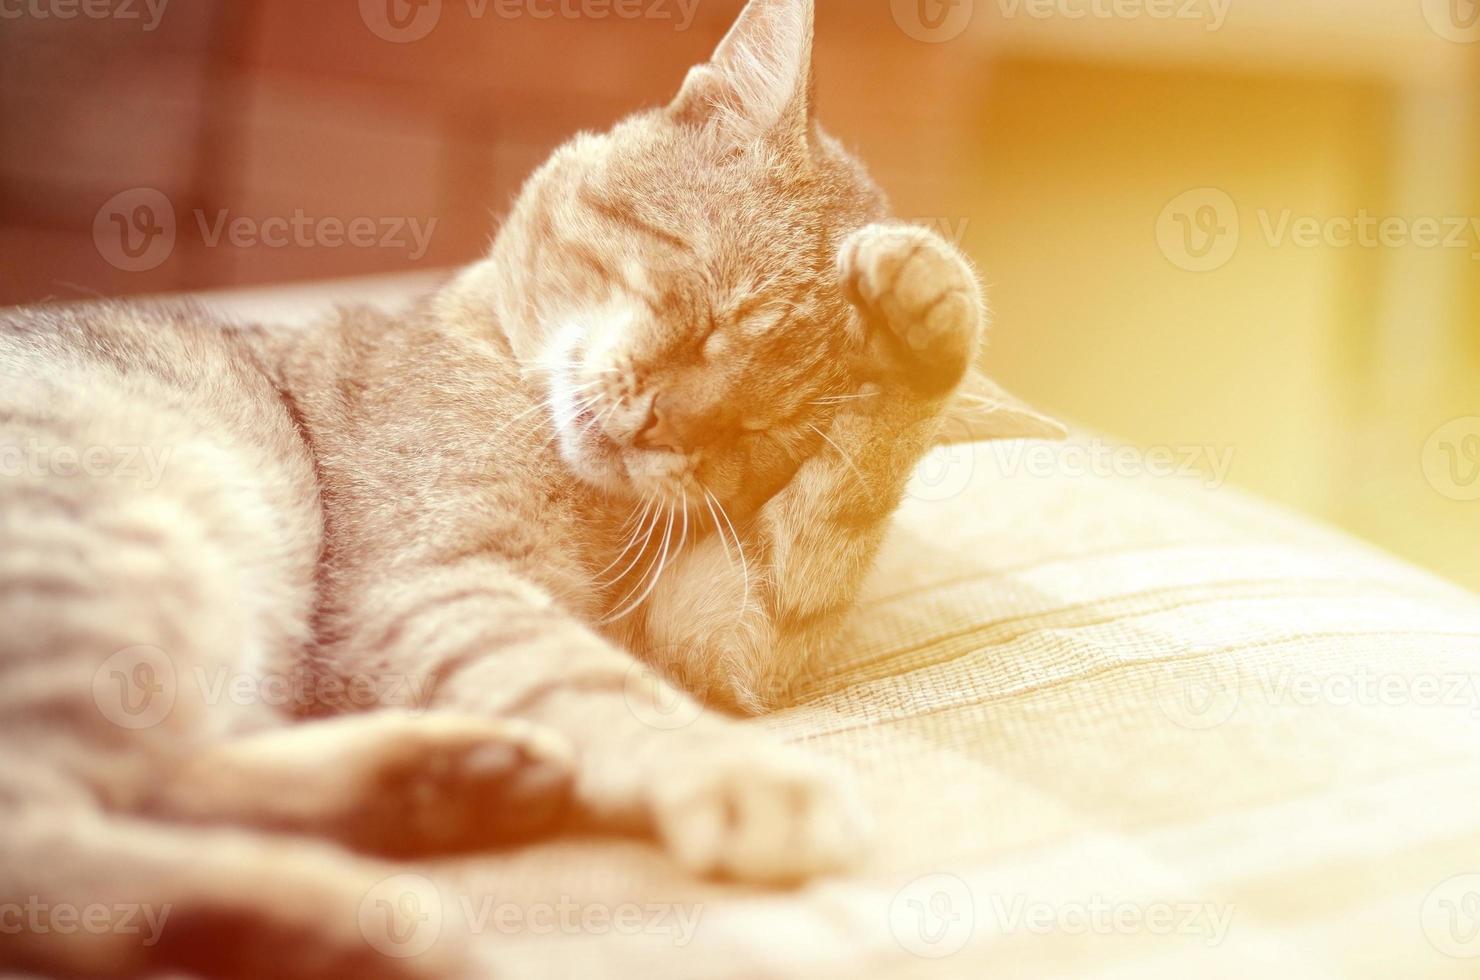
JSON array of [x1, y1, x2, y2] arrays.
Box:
[[471, 0, 885, 514]]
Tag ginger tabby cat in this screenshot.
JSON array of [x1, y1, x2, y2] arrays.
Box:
[[0, 1, 1061, 975]]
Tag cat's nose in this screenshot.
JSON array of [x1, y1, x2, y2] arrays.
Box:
[[636, 391, 721, 453]]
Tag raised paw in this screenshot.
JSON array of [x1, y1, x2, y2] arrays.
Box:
[[651, 743, 870, 884], [839, 223, 984, 393]]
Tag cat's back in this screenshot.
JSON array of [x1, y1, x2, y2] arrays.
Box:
[[1, 300, 298, 452], [0, 300, 324, 676]]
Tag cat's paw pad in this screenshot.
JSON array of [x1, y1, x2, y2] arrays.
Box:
[[347, 714, 575, 856], [652, 745, 869, 884], [839, 223, 982, 391]]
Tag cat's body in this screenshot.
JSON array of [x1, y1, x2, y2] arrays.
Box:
[[0, 1, 1060, 976]]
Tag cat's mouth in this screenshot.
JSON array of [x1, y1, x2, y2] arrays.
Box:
[[537, 348, 714, 506], [560, 403, 704, 503]]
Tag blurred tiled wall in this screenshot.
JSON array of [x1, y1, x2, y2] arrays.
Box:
[[1, 0, 1476, 588], [0, 0, 980, 305]]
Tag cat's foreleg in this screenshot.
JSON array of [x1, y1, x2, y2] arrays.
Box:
[[331, 561, 867, 883], [146, 710, 574, 858]]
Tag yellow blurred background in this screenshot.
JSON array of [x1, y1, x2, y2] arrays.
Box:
[[950, 3, 1480, 592], [1, 0, 1475, 587]]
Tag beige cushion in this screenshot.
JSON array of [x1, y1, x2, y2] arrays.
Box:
[[201, 278, 1480, 977], [441, 437, 1480, 979]]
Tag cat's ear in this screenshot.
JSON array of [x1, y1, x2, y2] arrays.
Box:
[[936, 368, 1069, 446], [669, 0, 815, 145]]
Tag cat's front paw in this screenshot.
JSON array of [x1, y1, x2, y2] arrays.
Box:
[[364, 714, 575, 856], [839, 223, 983, 394], [651, 744, 869, 884], [291, 713, 575, 857]]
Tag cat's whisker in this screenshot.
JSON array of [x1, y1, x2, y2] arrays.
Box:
[[806, 423, 866, 486], [811, 392, 873, 406], [612, 494, 687, 623], [537, 393, 604, 453], [518, 362, 619, 380], [490, 399, 555, 441], [602, 503, 676, 624], [547, 394, 602, 434], [598, 500, 663, 592], [678, 487, 690, 558], [490, 381, 607, 443], [701, 490, 733, 565], [580, 400, 619, 440], [707, 489, 752, 622], [593, 497, 653, 582], [703, 490, 744, 623]]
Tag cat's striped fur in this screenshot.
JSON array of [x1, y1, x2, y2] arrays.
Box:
[[0, 1, 1060, 976]]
